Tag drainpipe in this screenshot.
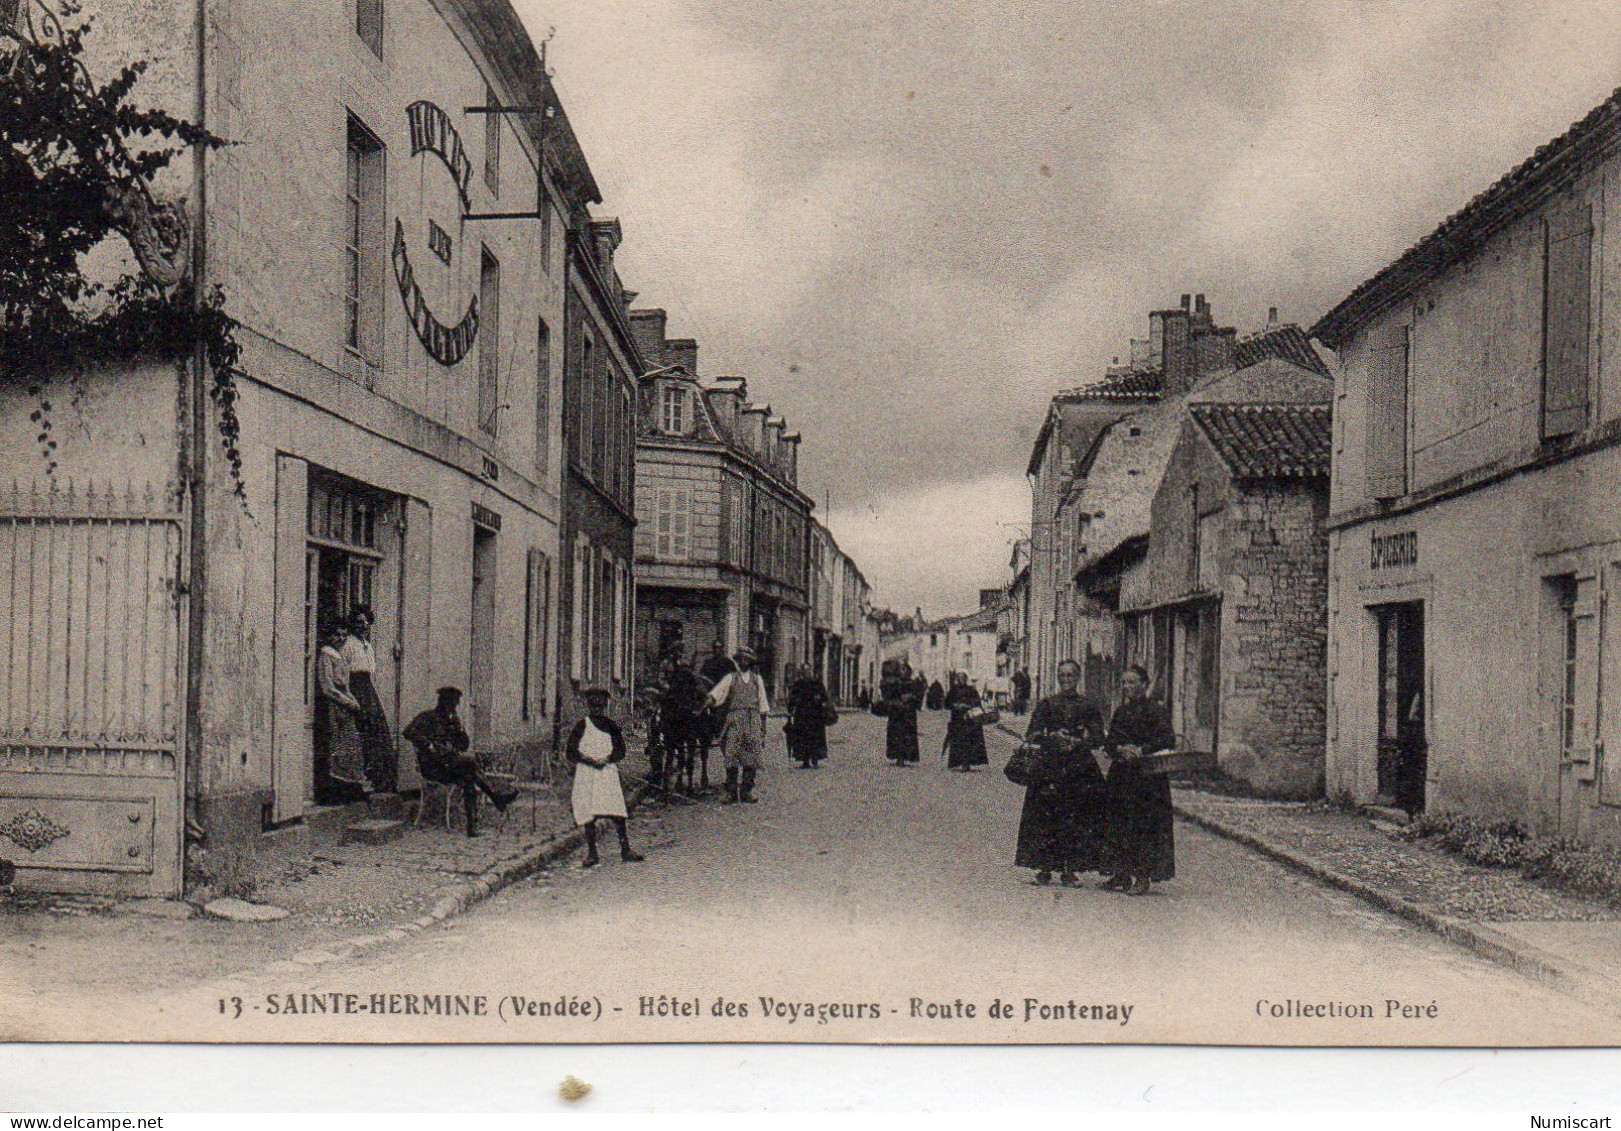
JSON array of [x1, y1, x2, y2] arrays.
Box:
[[182, 0, 211, 844]]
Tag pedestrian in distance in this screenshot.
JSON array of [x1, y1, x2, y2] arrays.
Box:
[[1100, 664, 1178, 896], [342, 606, 398, 794], [1014, 658, 1109, 887], [313, 622, 368, 804], [707, 647, 771, 803], [1011, 668, 1032, 716], [943, 670, 990, 772], [566, 685, 644, 867], [874, 659, 923, 765], [785, 662, 836, 768], [926, 679, 946, 711], [402, 687, 518, 838]]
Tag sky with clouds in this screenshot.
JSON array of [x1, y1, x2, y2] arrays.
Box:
[[515, 0, 1621, 617]]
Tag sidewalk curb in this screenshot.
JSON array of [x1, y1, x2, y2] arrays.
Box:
[[1174, 799, 1621, 1017], [199, 783, 654, 993]]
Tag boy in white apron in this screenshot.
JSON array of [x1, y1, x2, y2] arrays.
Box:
[[566, 686, 644, 867]]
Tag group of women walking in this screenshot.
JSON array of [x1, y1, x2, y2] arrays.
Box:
[[1013, 659, 1177, 895], [869, 660, 992, 771]]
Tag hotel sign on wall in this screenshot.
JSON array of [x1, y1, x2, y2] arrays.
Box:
[[392, 100, 479, 366], [1371, 530, 1418, 571]]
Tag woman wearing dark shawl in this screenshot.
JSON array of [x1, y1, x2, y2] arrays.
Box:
[[1014, 659, 1108, 886], [784, 663, 834, 768], [942, 672, 990, 771], [876, 660, 923, 765], [1102, 664, 1179, 895]]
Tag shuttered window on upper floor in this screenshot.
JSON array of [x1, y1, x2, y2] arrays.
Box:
[[356, 0, 384, 58], [1543, 204, 1593, 441], [1366, 324, 1409, 502], [655, 487, 693, 561]]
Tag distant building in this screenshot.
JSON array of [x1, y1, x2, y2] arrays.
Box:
[[1314, 86, 1621, 837], [629, 313, 812, 697], [809, 520, 876, 703]]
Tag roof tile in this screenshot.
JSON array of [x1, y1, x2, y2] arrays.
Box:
[[1189, 403, 1332, 480]]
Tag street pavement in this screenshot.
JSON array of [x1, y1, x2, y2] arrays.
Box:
[[9, 711, 1609, 1044]]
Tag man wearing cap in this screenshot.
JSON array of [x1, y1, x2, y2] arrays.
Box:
[[705, 647, 771, 803], [402, 687, 518, 837]]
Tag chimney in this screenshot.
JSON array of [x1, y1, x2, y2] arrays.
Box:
[[1268, 306, 1279, 329], [666, 338, 699, 376], [628, 308, 668, 369], [781, 431, 800, 485], [1180, 294, 1191, 311], [707, 376, 746, 437], [765, 416, 785, 473], [739, 402, 769, 457], [1160, 303, 1195, 397]]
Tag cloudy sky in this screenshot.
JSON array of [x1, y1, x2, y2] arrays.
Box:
[[515, 0, 1621, 616]]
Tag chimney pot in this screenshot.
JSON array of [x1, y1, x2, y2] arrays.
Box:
[[1268, 306, 1279, 327], [1180, 294, 1191, 311]]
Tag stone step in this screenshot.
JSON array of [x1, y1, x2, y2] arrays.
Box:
[[367, 792, 406, 821], [342, 818, 406, 846]]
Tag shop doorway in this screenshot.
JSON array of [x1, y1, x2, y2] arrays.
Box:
[[1376, 601, 1427, 814]]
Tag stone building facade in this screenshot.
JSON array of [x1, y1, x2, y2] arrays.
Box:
[[628, 312, 813, 698], [1122, 404, 1331, 797], [0, 0, 590, 894], [558, 216, 643, 733], [1314, 86, 1621, 838]]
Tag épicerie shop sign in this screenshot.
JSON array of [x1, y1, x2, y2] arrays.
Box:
[[1371, 530, 1418, 571], [393, 100, 480, 366]]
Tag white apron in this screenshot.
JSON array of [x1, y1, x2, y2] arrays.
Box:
[[572, 718, 628, 825]]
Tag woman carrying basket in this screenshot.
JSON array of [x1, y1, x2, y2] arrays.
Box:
[[1100, 665, 1178, 895], [1012, 659, 1108, 887]]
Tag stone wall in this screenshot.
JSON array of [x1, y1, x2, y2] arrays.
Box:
[[1217, 483, 1329, 798]]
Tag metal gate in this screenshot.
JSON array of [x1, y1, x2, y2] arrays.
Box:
[[0, 480, 185, 895]]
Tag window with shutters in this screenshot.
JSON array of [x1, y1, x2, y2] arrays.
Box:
[[571, 537, 588, 678], [535, 319, 551, 476], [479, 248, 500, 435], [344, 117, 385, 363], [1542, 205, 1593, 440], [1365, 325, 1410, 501], [523, 549, 551, 720], [356, 0, 383, 58], [661, 385, 687, 434], [483, 85, 500, 195], [655, 487, 693, 561], [613, 559, 629, 682]]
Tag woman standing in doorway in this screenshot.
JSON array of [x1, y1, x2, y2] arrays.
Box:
[[343, 606, 398, 794], [315, 623, 368, 803]]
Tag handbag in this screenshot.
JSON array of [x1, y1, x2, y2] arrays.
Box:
[[1003, 742, 1043, 786], [823, 703, 840, 727]]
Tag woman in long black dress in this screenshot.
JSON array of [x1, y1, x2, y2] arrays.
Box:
[[785, 663, 834, 768], [876, 660, 922, 765], [1014, 659, 1108, 886], [1102, 664, 1179, 895], [943, 672, 989, 771]]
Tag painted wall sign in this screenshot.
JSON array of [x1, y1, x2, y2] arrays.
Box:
[[392, 220, 479, 366], [472, 502, 502, 531], [406, 100, 473, 214], [1371, 530, 1418, 571]]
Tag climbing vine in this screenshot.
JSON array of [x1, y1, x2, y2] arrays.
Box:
[[1, 2, 244, 496]]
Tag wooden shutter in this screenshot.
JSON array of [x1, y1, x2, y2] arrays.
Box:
[[271, 456, 310, 822], [1366, 326, 1409, 501], [524, 548, 550, 720], [671, 488, 691, 560], [1572, 572, 1601, 782], [1543, 206, 1593, 439]]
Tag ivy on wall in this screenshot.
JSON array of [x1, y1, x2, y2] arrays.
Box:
[[0, 2, 244, 496]]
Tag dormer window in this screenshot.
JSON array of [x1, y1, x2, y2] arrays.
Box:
[[660, 385, 688, 435]]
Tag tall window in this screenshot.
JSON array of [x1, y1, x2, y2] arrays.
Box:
[[523, 549, 551, 720], [344, 117, 384, 361], [356, 0, 383, 57], [483, 84, 500, 195], [661, 385, 688, 434], [571, 537, 588, 678], [655, 487, 693, 561], [1558, 578, 1579, 757], [1543, 205, 1593, 439], [535, 319, 551, 476], [479, 247, 500, 435]]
